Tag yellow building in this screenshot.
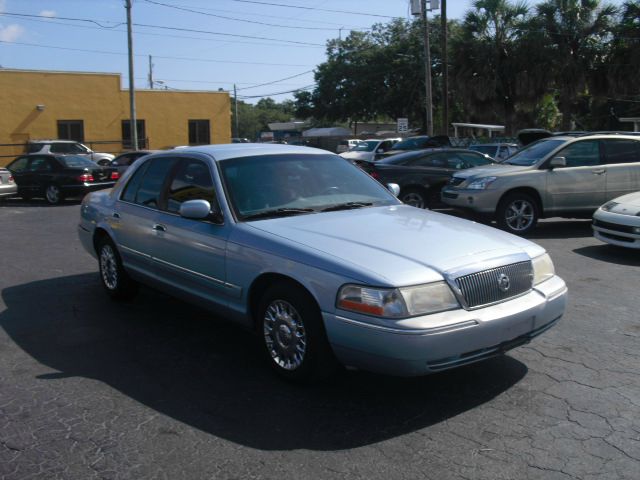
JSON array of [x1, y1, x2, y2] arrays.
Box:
[[0, 69, 231, 166]]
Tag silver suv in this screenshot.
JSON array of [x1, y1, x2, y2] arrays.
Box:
[[442, 133, 640, 234], [26, 140, 115, 166]]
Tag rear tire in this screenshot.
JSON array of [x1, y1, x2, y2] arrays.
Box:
[[97, 237, 138, 300], [258, 282, 338, 383], [496, 192, 539, 235], [44, 184, 64, 205]]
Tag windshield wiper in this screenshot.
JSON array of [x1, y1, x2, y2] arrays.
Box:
[[321, 202, 373, 212], [243, 207, 315, 220]]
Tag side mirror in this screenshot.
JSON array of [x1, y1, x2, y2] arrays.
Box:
[[180, 199, 214, 220], [549, 157, 566, 169], [386, 183, 400, 197]]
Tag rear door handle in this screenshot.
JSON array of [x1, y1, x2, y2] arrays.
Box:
[[592, 169, 606, 175], [112, 212, 120, 219], [152, 224, 166, 232]]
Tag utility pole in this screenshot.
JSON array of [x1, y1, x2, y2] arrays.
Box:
[[233, 84, 239, 139], [441, 0, 449, 135], [148, 55, 154, 89], [125, 0, 139, 150], [421, 0, 434, 136]]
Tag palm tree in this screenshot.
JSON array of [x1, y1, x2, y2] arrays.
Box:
[[452, 0, 530, 134], [535, 0, 617, 130]]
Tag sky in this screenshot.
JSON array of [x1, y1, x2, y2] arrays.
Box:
[[0, 0, 628, 104]]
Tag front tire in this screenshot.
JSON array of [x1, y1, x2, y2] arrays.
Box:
[[496, 192, 539, 235], [258, 282, 337, 382], [44, 184, 64, 205], [400, 187, 427, 209], [97, 237, 138, 300]]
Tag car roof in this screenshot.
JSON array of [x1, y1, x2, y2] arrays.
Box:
[[470, 143, 518, 147], [156, 143, 334, 162], [28, 139, 79, 143]]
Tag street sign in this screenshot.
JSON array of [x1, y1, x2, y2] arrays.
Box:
[[397, 118, 409, 133]]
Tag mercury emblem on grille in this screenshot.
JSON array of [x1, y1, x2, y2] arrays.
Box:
[[497, 273, 510, 292]]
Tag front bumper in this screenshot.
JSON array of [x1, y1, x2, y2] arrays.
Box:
[[323, 275, 567, 376], [441, 186, 502, 214], [592, 209, 640, 249]]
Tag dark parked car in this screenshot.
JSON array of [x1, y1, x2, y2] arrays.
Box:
[[359, 148, 495, 208], [6, 154, 119, 204], [111, 150, 158, 175], [376, 135, 452, 160]]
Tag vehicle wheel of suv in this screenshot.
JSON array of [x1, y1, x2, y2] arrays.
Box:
[[258, 282, 337, 382], [44, 185, 64, 205], [400, 188, 427, 209], [497, 192, 539, 235], [97, 237, 138, 300]]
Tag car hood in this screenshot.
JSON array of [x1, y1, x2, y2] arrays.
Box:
[[606, 191, 640, 214], [451, 163, 531, 181], [246, 205, 544, 286], [339, 151, 374, 160]]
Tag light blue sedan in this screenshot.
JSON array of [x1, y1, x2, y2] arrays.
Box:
[[78, 144, 567, 381]]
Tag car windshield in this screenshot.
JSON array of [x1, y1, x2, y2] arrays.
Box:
[[350, 140, 379, 152], [59, 156, 97, 168], [220, 154, 398, 220], [468, 145, 497, 156], [390, 137, 428, 150], [503, 139, 565, 166]]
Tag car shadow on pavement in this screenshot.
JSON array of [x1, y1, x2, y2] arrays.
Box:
[[524, 219, 593, 239], [0, 198, 82, 207], [573, 244, 640, 267], [0, 274, 528, 451]]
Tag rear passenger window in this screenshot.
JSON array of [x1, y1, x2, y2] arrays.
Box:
[[556, 141, 601, 167], [121, 159, 151, 203], [134, 158, 177, 208], [602, 140, 640, 164]]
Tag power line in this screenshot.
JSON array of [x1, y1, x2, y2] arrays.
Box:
[[237, 84, 316, 99], [0, 40, 315, 67], [0, 12, 326, 46], [236, 70, 314, 91], [224, 0, 399, 19], [142, 0, 365, 32], [9, 15, 323, 49]]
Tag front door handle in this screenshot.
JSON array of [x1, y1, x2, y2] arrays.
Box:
[[152, 224, 166, 232], [591, 169, 606, 175], [112, 212, 121, 219]]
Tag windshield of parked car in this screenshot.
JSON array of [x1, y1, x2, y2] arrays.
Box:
[[59, 156, 98, 168], [390, 137, 429, 151], [220, 154, 399, 220], [350, 140, 379, 152], [468, 145, 497, 156], [503, 139, 565, 166]]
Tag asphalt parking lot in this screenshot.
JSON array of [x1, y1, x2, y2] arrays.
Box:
[[1, 199, 639, 480]]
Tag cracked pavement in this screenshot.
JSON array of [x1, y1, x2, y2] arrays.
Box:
[[0, 200, 639, 479]]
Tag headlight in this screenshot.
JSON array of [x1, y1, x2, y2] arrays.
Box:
[[466, 176, 497, 190], [337, 282, 459, 318], [532, 253, 555, 285], [600, 201, 619, 212]]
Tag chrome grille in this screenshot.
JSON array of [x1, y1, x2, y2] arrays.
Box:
[[455, 261, 533, 309]]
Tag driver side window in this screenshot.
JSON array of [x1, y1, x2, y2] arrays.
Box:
[[556, 141, 601, 167], [165, 159, 217, 214]]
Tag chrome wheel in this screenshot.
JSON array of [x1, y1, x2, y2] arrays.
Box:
[[100, 244, 118, 290], [45, 185, 61, 204], [505, 199, 535, 232], [263, 299, 307, 371], [401, 191, 425, 208]]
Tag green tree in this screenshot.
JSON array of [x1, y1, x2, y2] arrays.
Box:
[[535, 0, 617, 130], [451, 0, 531, 134]]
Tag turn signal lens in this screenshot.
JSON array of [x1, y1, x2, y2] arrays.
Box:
[[532, 253, 555, 285], [78, 173, 94, 182]]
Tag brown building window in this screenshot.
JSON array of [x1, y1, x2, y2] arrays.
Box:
[[57, 120, 84, 142], [122, 120, 146, 149], [188, 119, 210, 145]]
